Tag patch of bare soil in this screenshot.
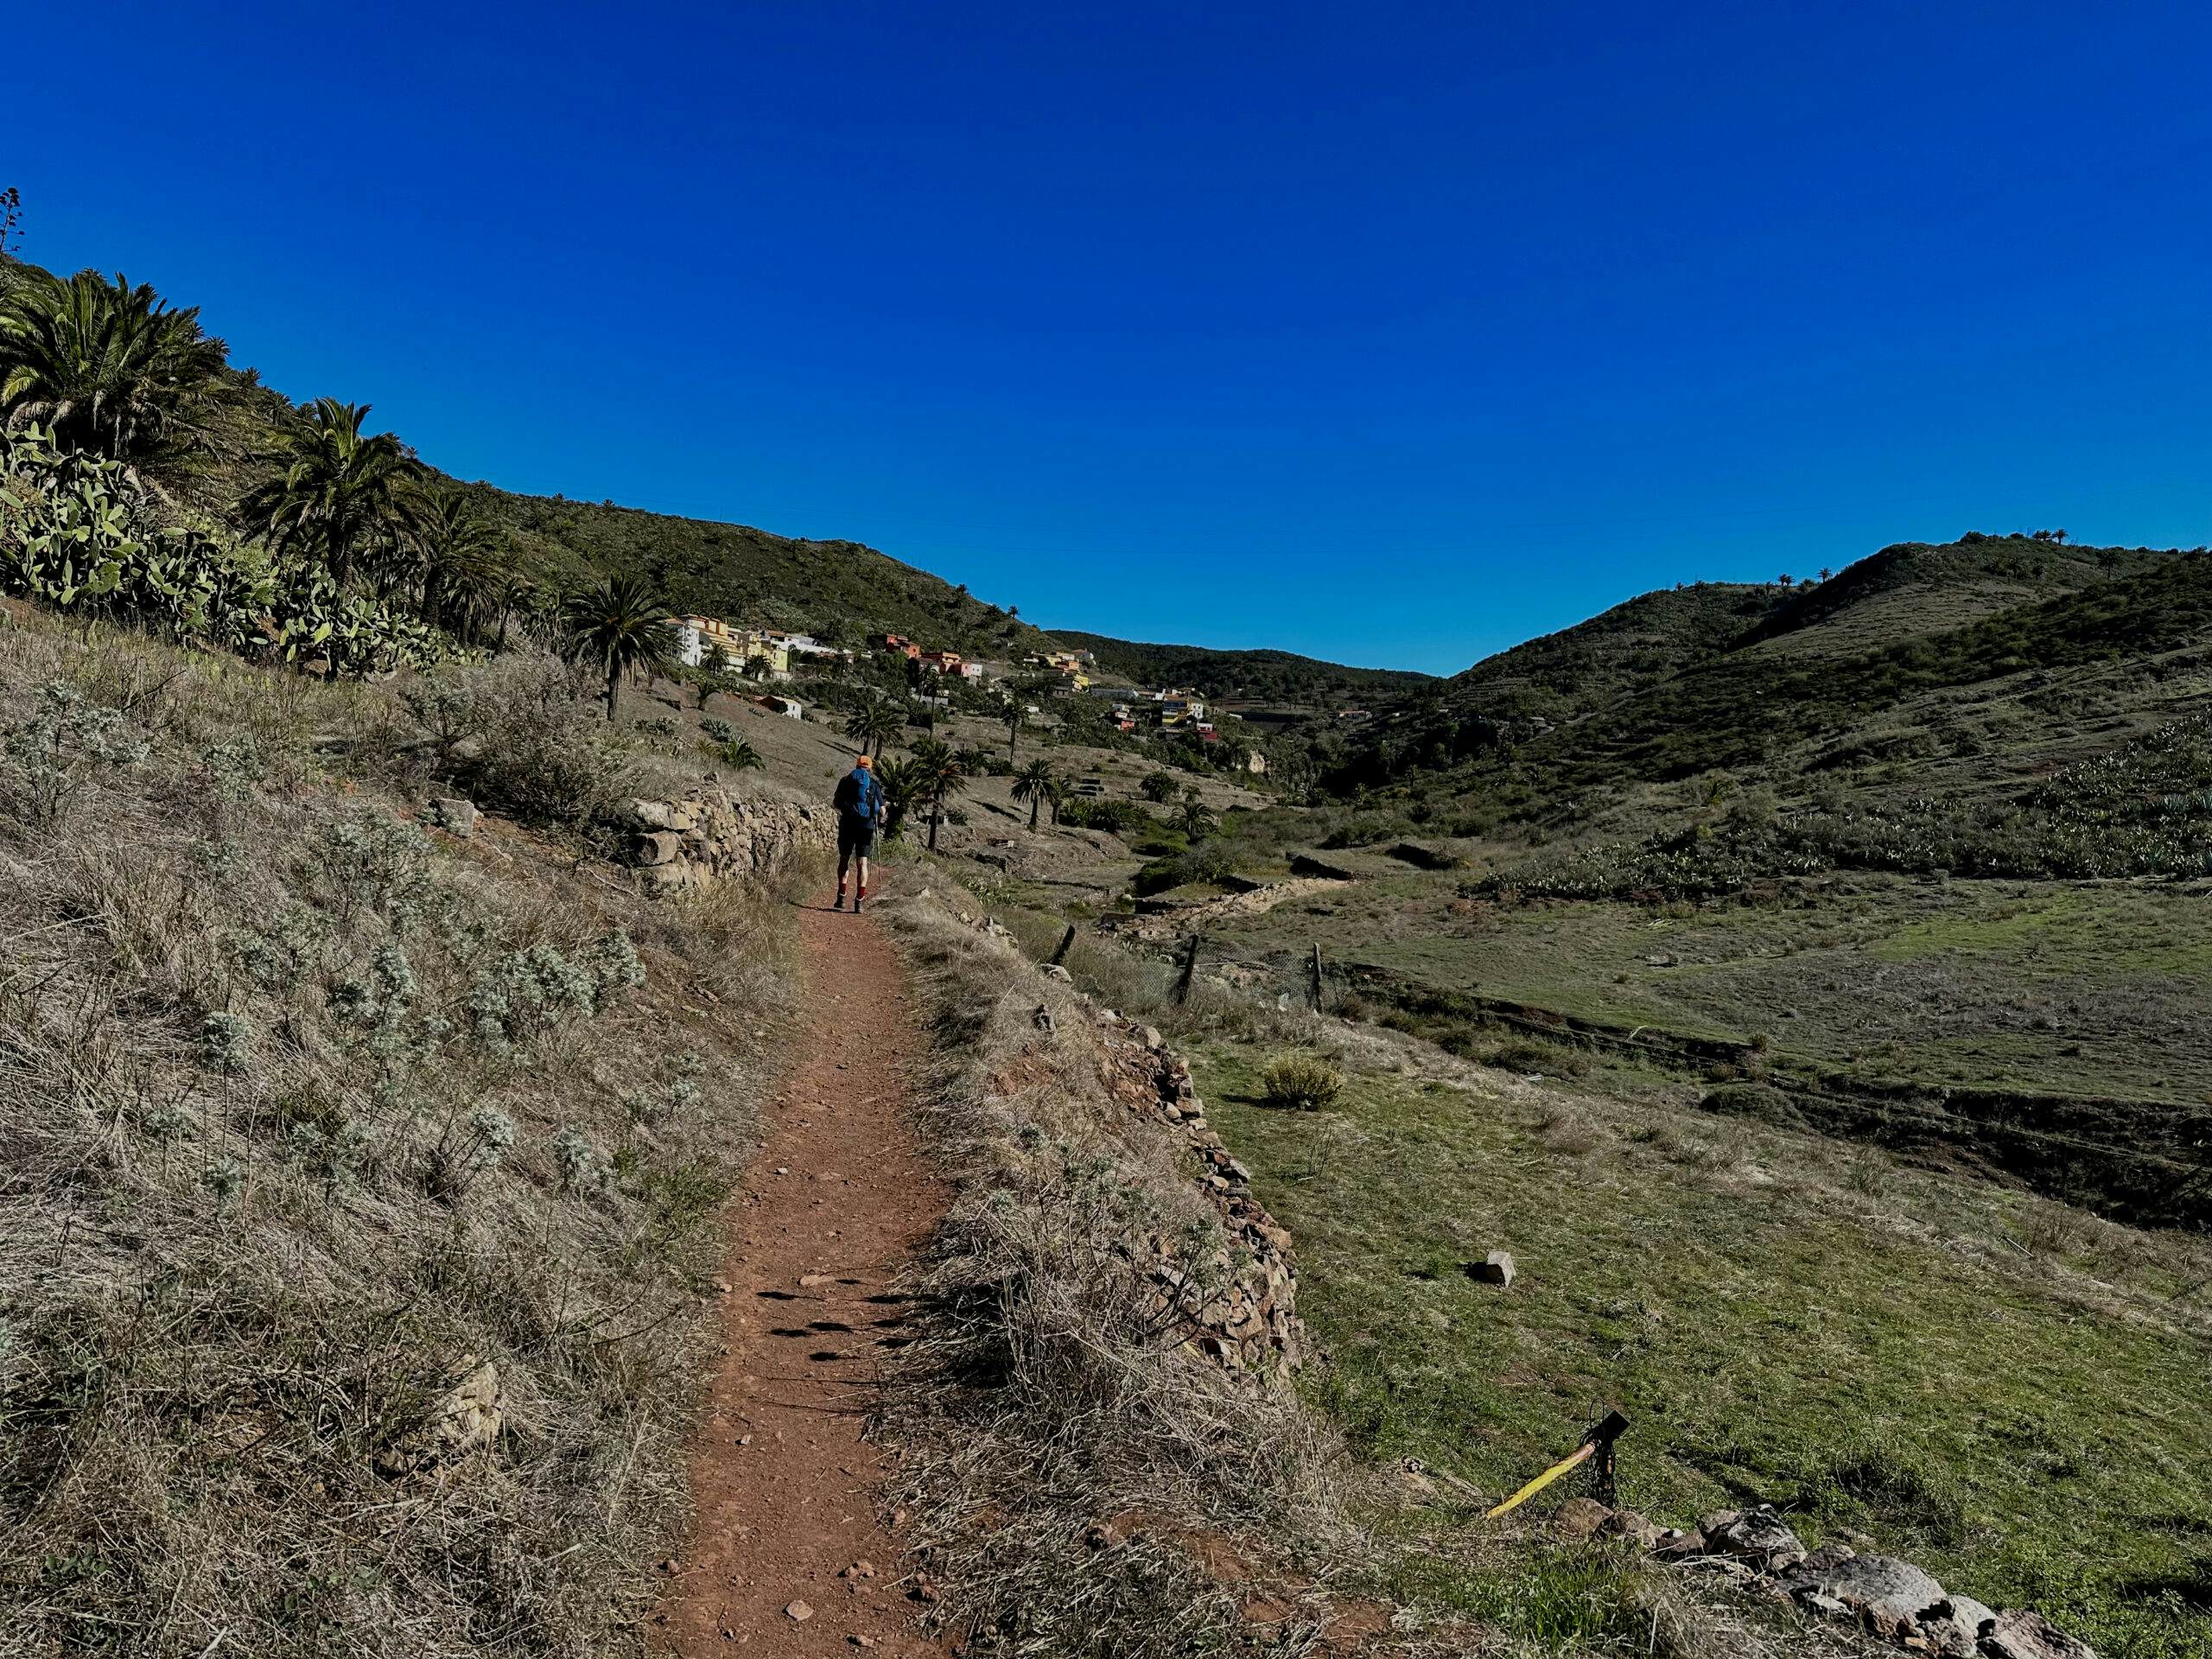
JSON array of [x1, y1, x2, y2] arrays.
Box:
[[654, 899, 950, 1656]]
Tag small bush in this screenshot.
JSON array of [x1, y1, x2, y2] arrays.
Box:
[[1260, 1052, 1344, 1110]]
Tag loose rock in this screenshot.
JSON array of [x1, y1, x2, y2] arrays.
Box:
[[1554, 1497, 1612, 1541], [1467, 1250, 1516, 1287]]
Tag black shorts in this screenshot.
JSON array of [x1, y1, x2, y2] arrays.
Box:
[[837, 816, 877, 858]]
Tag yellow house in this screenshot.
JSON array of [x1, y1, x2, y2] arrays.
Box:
[[676, 616, 788, 677]]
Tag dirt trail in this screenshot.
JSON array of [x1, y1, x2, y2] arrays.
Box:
[[655, 900, 949, 1656]]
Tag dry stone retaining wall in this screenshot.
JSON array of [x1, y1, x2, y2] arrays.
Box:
[[1555, 1498, 2099, 1659], [609, 791, 832, 894], [964, 914, 1306, 1379]]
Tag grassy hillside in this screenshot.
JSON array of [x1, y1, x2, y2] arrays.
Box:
[[1049, 628, 1433, 704], [1, 253, 1053, 661], [464, 482, 1052, 658], [0, 608, 814, 1655], [1191, 1033, 2212, 1659]]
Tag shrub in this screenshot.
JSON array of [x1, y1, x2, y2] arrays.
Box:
[[1260, 1052, 1344, 1110], [406, 653, 639, 825]]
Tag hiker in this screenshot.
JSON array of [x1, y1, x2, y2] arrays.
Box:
[[832, 753, 884, 912]]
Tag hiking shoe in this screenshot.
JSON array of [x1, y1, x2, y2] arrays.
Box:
[[832, 896, 845, 911], [854, 897, 865, 913]]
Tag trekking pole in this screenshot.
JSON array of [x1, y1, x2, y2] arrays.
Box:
[[1310, 942, 1325, 1012]]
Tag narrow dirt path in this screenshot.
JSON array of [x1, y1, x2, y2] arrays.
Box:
[[654, 901, 948, 1657]]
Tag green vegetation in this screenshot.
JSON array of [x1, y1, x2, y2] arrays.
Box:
[[560, 573, 679, 721], [1192, 1039, 2212, 1658], [1257, 1052, 1344, 1109], [1048, 628, 1432, 705]]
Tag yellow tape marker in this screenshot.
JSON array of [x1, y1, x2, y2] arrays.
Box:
[[1485, 1440, 1594, 1519]]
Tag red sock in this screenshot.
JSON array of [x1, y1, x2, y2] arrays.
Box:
[[837, 878, 847, 900], [857, 882, 868, 900]]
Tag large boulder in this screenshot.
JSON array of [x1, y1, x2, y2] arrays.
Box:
[[1980, 1610, 2097, 1659], [1812, 1553, 1947, 1629], [1920, 1594, 1998, 1658]]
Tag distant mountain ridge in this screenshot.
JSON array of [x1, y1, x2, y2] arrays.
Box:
[[1048, 629, 1433, 705], [1341, 531, 2212, 797]]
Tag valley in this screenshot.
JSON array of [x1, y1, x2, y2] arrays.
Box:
[[3, 237, 2208, 1659]]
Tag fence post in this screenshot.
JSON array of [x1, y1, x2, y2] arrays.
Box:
[[1173, 933, 1202, 1005], [1051, 923, 1077, 967]]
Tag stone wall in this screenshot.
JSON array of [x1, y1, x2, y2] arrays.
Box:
[[608, 790, 833, 895], [961, 913, 1306, 1378]]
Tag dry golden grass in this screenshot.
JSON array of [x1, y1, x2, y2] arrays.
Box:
[[876, 892, 1363, 1657], [0, 612, 814, 1657]]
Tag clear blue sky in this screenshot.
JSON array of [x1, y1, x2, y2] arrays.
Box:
[[13, 2, 2211, 672]]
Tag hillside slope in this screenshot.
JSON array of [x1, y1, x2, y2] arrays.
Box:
[[0, 254, 1053, 661], [1340, 533, 2211, 797], [1050, 628, 1433, 704], [466, 482, 1051, 658]]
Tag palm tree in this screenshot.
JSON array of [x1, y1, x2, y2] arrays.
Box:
[[561, 574, 678, 721], [0, 269, 231, 478], [1011, 759, 1058, 830], [908, 737, 968, 853], [414, 487, 507, 639], [234, 398, 423, 588], [492, 573, 537, 651], [720, 739, 765, 773], [1001, 694, 1027, 761], [1176, 792, 1216, 840], [843, 697, 902, 759]]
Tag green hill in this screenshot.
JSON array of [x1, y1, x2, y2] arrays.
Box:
[[459, 483, 1050, 658], [0, 254, 1053, 661], [1047, 629, 1432, 705]]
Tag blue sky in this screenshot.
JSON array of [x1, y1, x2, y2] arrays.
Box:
[[13, 2, 2212, 672]]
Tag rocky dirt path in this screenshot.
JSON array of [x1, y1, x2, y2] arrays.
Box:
[[654, 900, 949, 1657]]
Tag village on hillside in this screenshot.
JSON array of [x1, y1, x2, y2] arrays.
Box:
[[670, 612, 1268, 772]]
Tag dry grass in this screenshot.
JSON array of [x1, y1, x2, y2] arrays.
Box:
[[876, 892, 1364, 1658], [0, 613, 812, 1657]]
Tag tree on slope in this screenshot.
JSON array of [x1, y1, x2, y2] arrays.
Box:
[[1012, 759, 1058, 830], [874, 756, 921, 842], [414, 487, 508, 640], [1176, 791, 1216, 840], [562, 574, 677, 722], [0, 269, 230, 480], [843, 697, 902, 760], [235, 398, 423, 588], [907, 736, 967, 853]]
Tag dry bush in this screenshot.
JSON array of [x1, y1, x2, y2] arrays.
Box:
[[0, 614, 804, 1657], [1260, 1052, 1345, 1111], [878, 894, 1356, 1658]]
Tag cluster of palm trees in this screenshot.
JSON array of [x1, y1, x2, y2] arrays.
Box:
[[235, 397, 524, 645], [0, 265, 705, 710]]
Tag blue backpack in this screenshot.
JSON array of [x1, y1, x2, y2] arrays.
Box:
[[842, 766, 880, 821]]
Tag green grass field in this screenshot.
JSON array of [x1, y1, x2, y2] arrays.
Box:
[[1192, 1039, 2212, 1658], [1192, 870, 2212, 1105]]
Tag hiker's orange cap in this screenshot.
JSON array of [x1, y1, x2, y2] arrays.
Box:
[[855, 753, 873, 767]]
